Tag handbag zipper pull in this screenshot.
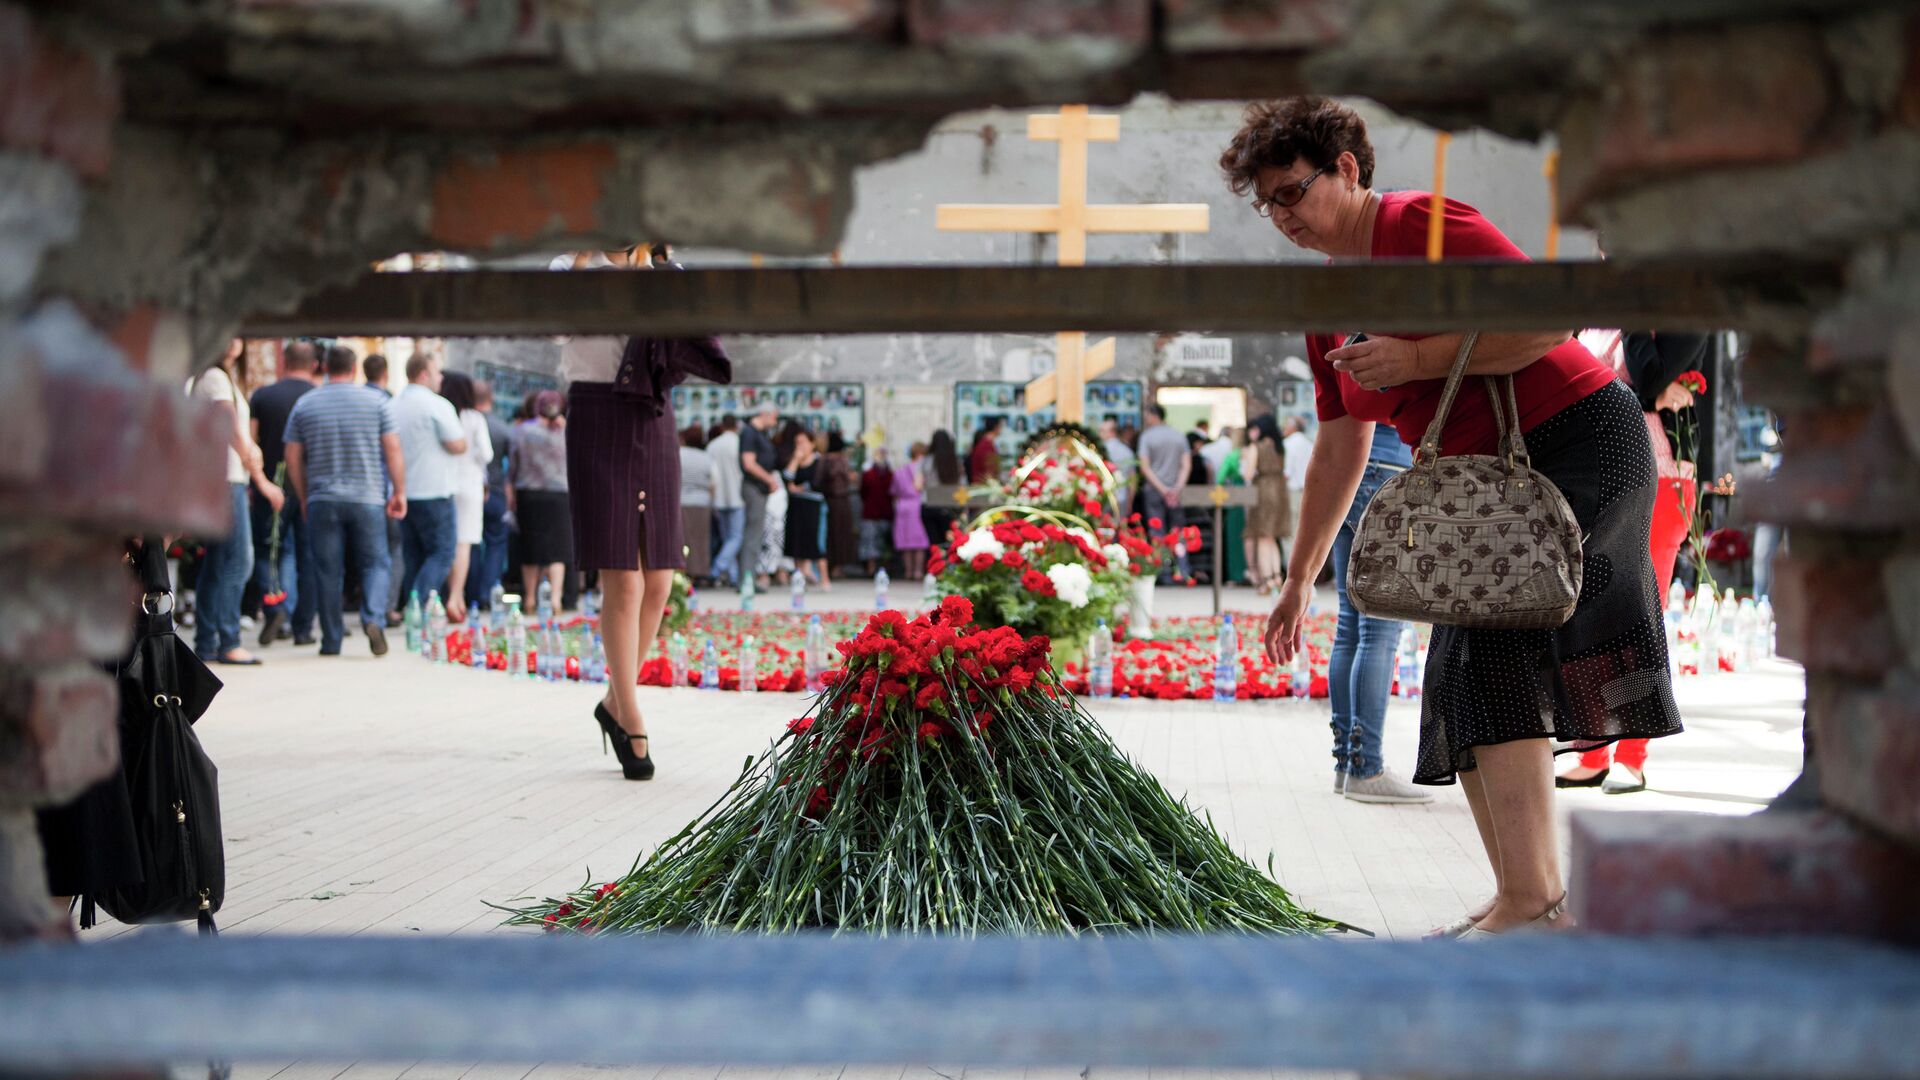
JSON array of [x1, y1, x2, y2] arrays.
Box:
[[173, 800, 185, 824], [1407, 520, 1415, 549]]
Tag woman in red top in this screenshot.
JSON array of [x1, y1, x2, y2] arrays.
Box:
[[1222, 98, 1680, 937]]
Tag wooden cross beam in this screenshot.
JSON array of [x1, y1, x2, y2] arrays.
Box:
[[936, 105, 1209, 422]]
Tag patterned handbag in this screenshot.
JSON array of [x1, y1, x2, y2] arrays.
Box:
[[1346, 332, 1584, 629]]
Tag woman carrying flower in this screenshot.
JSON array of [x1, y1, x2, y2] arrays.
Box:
[[1557, 330, 1712, 795], [1225, 97, 1680, 937]]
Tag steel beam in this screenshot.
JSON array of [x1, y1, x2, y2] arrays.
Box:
[[2, 934, 1918, 1076], [239, 260, 1838, 338]]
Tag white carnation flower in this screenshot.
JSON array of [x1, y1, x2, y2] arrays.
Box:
[[955, 528, 1005, 562], [1103, 543, 1130, 567], [1046, 563, 1093, 608]]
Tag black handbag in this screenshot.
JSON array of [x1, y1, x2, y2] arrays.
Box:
[[82, 539, 227, 934]]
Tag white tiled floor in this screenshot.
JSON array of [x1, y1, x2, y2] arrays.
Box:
[[113, 581, 1805, 1080]]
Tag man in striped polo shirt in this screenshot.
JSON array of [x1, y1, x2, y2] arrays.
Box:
[[284, 345, 408, 656]]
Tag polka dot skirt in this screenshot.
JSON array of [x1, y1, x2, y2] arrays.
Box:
[[1415, 379, 1683, 785]]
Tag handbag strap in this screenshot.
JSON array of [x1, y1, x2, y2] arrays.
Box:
[[1414, 331, 1481, 465]]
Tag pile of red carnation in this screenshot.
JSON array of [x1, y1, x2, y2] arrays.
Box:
[[499, 596, 1343, 936]]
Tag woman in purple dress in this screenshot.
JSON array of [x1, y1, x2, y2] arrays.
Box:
[[564, 248, 731, 782], [891, 442, 931, 580]]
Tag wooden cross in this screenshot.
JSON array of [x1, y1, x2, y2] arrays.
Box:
[[937, 105, 1209, 422]]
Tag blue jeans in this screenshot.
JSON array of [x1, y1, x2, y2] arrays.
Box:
[[252, 495, 315, 637], [467, 489, 509, 609], [308, 499, 393, 652], [195, 482, 256, 657], [1328, 463, 1406, 778], [1143, 487, 1189, 582], [399, 497, 457, 609], [710, 506, 745, 585]]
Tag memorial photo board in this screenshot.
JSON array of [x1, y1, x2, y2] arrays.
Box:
[[955, 380, 1143, 456], [671, 382, 865, 438]]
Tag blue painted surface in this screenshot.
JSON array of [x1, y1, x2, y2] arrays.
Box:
[[2, 934, 1919, 1075]]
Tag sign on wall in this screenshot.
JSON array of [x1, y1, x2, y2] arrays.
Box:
[[671, 382, 866, 438], [1165, 335, 1233, 372], [954, 380, 1143, 456]]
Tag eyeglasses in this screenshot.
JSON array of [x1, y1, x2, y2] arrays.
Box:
[[1252, 165, 1329, 217]]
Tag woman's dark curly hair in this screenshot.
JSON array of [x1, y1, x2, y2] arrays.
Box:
[[1219, 97, 1375, 197]]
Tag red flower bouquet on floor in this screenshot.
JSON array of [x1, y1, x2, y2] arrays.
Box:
[[500, 597, 1342, 936]]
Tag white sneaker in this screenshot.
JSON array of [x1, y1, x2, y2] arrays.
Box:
[[1342, 767, 1435, 804]]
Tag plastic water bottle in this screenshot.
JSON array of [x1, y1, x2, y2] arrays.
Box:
[[1395, 624, 1422, 698], [536, 580, 554, 623], [1088, 619, 1114, 700], [699, 638, 720, 690], [803, 615, 828, 692], [1755, 597, 1776, 660], [1733, 597, 1758, 671], [1714, 594, 1740, 673], [1289, 641, 1312, 701], [740, 573, 755, 612], [489, 583, 505, 618], [668, 632, 689, 687], [790, 572, 806, 612], [545, 622, 565, 681], [740, 634, 759, 694], [425, 591, 448, 661], [582, 587, 599, 623], [504, 598, 526, 679], [404, 591, 423, 653], [469, 619, 487, 669], [874, 568, 890, 611], [1212, 615, 1238, 702]]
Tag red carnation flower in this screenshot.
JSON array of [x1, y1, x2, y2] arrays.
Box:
[[1001, 550, 1025, 568], [969, 553, 997, 572], [1020, 568, 1055, 596]]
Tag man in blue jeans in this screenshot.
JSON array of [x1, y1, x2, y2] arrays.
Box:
[[1328, 424, 1432, 803], [249, 340, 318, 646], [284, 345, 406, 656], [392, 354, 467, 611]]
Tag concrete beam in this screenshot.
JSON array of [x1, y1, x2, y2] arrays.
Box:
[[4, 934, 1920, 1076], [239, 259, 1839, 338]]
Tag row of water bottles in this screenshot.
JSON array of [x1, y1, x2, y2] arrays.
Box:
[[404, 580, 610, 682], [1668, 581, 1774, 676], [741, 568, 892, 613]]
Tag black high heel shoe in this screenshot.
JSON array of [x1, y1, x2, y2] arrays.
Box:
[[596, 702, 655, 781], [1555, 768, 1607, 789]]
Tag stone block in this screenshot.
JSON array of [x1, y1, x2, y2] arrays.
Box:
[[906, 0, 1149, 63], [1557, 23, 1836, 215], [1770, 552, 1897, 678], [1812, 673, 1920, 850], [1745, 403, 1920, 529], [427, 141, 619, 251], [690, 0, 897, 44], [0, 4, 121, 177], [0, 304, 231, 536], [0, 151, 81, 306], [1161, 0, 1354, 51], [1568, 809, 1920, 940], [0, 532, 135, 667], [0, 663, 119, 809]]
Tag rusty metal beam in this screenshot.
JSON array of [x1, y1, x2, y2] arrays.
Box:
[[240, 260, 1838, 339]]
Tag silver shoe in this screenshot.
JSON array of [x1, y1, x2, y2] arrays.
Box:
[[1425, 913, 1480, 939], [1342, 767, 1436, 804], [1458, 895, 1569, 939]]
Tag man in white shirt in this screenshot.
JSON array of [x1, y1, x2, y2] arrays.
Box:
[[1199, 428, 1234, 480], [1282, 415, 1313, 493], [707, 416, 747, 586], [392, 354, 467, 610]]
